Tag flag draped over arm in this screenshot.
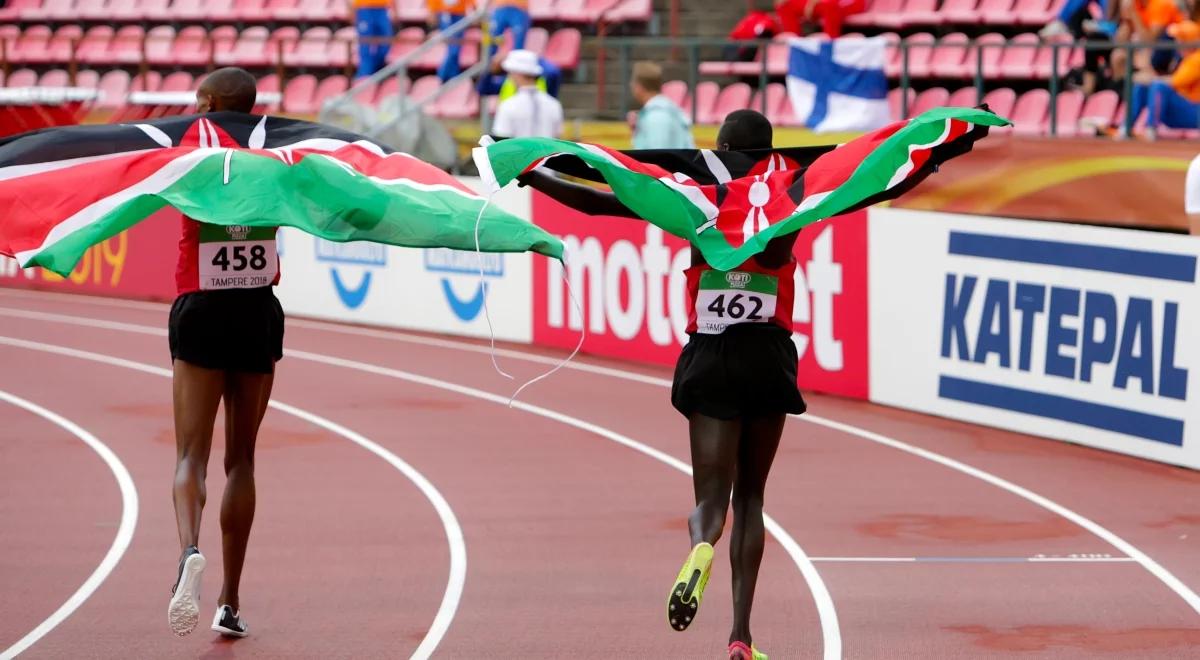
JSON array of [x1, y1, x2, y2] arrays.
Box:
[[0, 113, 563, 276], [475, 107, 1009, 271]]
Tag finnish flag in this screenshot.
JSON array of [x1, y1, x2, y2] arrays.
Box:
[[786, 37, 891, 133]]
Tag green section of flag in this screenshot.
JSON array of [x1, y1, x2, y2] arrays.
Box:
[[27, 150, 563, 276]]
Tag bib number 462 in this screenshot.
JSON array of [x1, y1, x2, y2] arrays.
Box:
[[706, 293, 764, 321], [211, 245, 268, 272]]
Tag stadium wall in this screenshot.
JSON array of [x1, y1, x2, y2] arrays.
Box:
[[3, 176, 1198, 469]]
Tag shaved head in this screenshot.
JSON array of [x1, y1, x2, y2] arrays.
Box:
[[717, 109, 773, 152], [196, 67, 257, 114]]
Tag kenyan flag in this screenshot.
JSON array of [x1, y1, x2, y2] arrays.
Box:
[[0, 113, 563, 276], [475, 107, 1007, 271]]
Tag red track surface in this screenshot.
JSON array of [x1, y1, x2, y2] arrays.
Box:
[[1, 287, 1198, 659]]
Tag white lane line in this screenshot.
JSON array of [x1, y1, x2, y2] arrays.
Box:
[[0, 308, 844, 660], [809, 556, 1137, 564], [0, 390, 139, 660], [0, 336, 465, 660]]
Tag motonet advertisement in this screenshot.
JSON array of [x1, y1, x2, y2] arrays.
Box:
[[532, 193, 870, 399]]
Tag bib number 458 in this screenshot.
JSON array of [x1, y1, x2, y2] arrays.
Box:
[[706, 293, 764, 321], [211, 244, 268, 272]]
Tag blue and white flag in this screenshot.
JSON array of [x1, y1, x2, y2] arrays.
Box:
[[786, 36, 890, 133]]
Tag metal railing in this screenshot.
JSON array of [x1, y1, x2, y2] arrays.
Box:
[[323, 1, 496, 138]]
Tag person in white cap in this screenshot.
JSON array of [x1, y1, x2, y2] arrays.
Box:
[[492, 49, 563, 139]]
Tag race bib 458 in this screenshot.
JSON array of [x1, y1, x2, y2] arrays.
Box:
[[695, 270, 778, 335], [198, 224, 278, 291]]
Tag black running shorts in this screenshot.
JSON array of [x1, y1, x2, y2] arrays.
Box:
[[671, 324, 807, 420], [168, 287, 285, 374]]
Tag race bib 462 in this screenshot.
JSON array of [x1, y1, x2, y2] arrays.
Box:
[[695, 270, 778, 335]]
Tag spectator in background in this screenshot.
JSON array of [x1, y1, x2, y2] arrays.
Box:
[[429, 0, 472, 82], [489, 0, 531, 58], [775, 0, 865, 39], [1127, 0, 1186, 74], [492, 50, 563, 138], [630, 61, 695, 149], [478, 53, 561, 99], [351, 0, 394, 79], [1129, 20, 1200, 139], [727, 8, 780, 62]]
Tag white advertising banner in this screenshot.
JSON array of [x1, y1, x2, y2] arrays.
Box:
[[870, 208, 1200, 470], [274, 177, 534, 342]]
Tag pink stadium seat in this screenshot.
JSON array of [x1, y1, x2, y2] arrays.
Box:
[[387, 26, 427, 64], [689, 81, 720, 123], [39, 68, 70, 87], [301, 0, 340, 21], [209, 25, 239, 64], [0, 0, 43, 22], [9, 25, 51, 65], [978, 0, 1017, 24], [947, 86, 980, 107], [607, 0, 652, 22], [1010, 88, 1049, 135], [186, 0, 233, 21], [1079, 89, 1118, 129], [1033, 34, 1075, 79], [173, 25, 212, 68], [558, 0, 612, 24], [999, 33, 1040, 78], [25, 0, 74, 21], [75, 26, 114, 65], [931, 32, 971, 78], [233, 0, 268, 21], [272, 0, 305, 21], [256, 73, 282, 111], [145, 25, 178, 66], [939, 0, 980, 22], [79, 0, 109, 20], [286, 27, 332, 67], [313, 74, 349, 111], [887, 86, 916, 120], [529, 0, 556, 21], [106, 25, 145, 65], [107, 0, 142, 21], [431, 81, 478, 119], [0, 25, 19, 48], [981, 86, 1016, 117], [129, 70, 162, 93], [898, 32, 935, 78], [524, 27, 550, 55], [407, 75, 439, 105], [901, 0, 943, 26], [395, 0, 426, 22], [662, 80, 688, 108], [910, 87, 950, 116], [759, 82, 789, 126], [868, 0, 907, 29], [6, 69, 39, 87], [216, 26, 270, 67], [1049, 89, 1084, 136], [33, 25, 82, 65], [141, 0, 172, 21], [1016, 0, 1057, 25], [976, 32, 1006, 78], [76, 69, 99, 89], [267, 27, 302, 67], [96, 69, 131, 108], [545, 28, 581, 70], [282, 74, 318, 113], [702, 82, 752, 125], [161, 71, 195, 92], [327, 27, 357, 68]]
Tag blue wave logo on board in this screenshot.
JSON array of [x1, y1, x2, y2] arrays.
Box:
[[315, 240, 388, 310], [424, 249, 505, 322]]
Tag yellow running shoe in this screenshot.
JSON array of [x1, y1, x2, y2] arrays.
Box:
[[728, 641, 768, 660], [667, 542, 714, 631]]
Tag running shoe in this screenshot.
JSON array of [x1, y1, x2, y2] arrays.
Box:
[[667, 542, 714, 632], [212, 604, 249, 638], [728, 641, 768, 660], [168, 546, 206, 636]]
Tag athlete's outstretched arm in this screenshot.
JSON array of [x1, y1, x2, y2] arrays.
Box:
[[517, 170, 639, 219]]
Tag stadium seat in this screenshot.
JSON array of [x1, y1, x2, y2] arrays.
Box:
[[161, 71, 195, 92], [999, 32, 1040, 78], [313, 74, 349, 112], [39, 68, 70, 87], [176, 0, 232, 21], [896, 32, 935, 78], [701, 82, 751, 125], [109, 25, 146, 66], [430, 81, 479, 119], [545, 28, 581, 70], [76, 26, 115, 65], [217, 26, 270, 67], [978, 0, 1017, 24], [386, 26, 426, 65], [607, 0, 653, 22], [268, 27, 302, 67], [686, 80, 720, 122], [1049, 89, 1084, 136], [910, 86, 950, 116], [930, 32, 971, 78], [407, 74, 439, 104], [1079, 89, 1118, 130], [981, 86, 1016, 118], [887, 86, 916, 120], [0, 25, 19, 50], [272, 0, 306, 21], [173, 25, 212, 68], [256, 73, 282, 110], [524, 27, 550, 55], [145, 25, 178, 66], [107, 0, 143, 21], [130, 70, 162, 93], [1033, 34, 1075, 79], [76, 68, 99, 89], [9, 25, 52, 65], [1010, 88, 1049, 134], [662, 79, 689, 109], [302, 0, 341, 21], [846, 0, 899, 27], [939, 0, 980, 23], [79, 0, 109, 21], [0, 0, 42, 21], [757, 82, 789, 126], [946, 85, 981, 107], [283, 73, 318, 113], [396, 0, 426, 22], [6, 68, 39, 88], [286, 27, 333, 67], [976, 32, 1006, 78], [529, 0, 556, 21], [901, 0, 943, 27], [233, 0, 269, 22], [96, 69, 131, 108], [25, 0, 75, 21], [327, 27, 357, 68], [142, 0, 172, 21], [34, 25, 83, 66], [1015, 0, 1058, 25]]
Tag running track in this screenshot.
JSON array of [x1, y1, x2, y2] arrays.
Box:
[[1, 287, 1199, 660]]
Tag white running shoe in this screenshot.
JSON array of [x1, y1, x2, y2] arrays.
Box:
[[212, 604, 249, 638], [167, 547, 205, 636]]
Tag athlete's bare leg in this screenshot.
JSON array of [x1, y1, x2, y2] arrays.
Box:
[[687, 413, 741, 546], [217, 370, 273, 612], [728, 414, 785, 647], [172, 360, 225, 551]]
